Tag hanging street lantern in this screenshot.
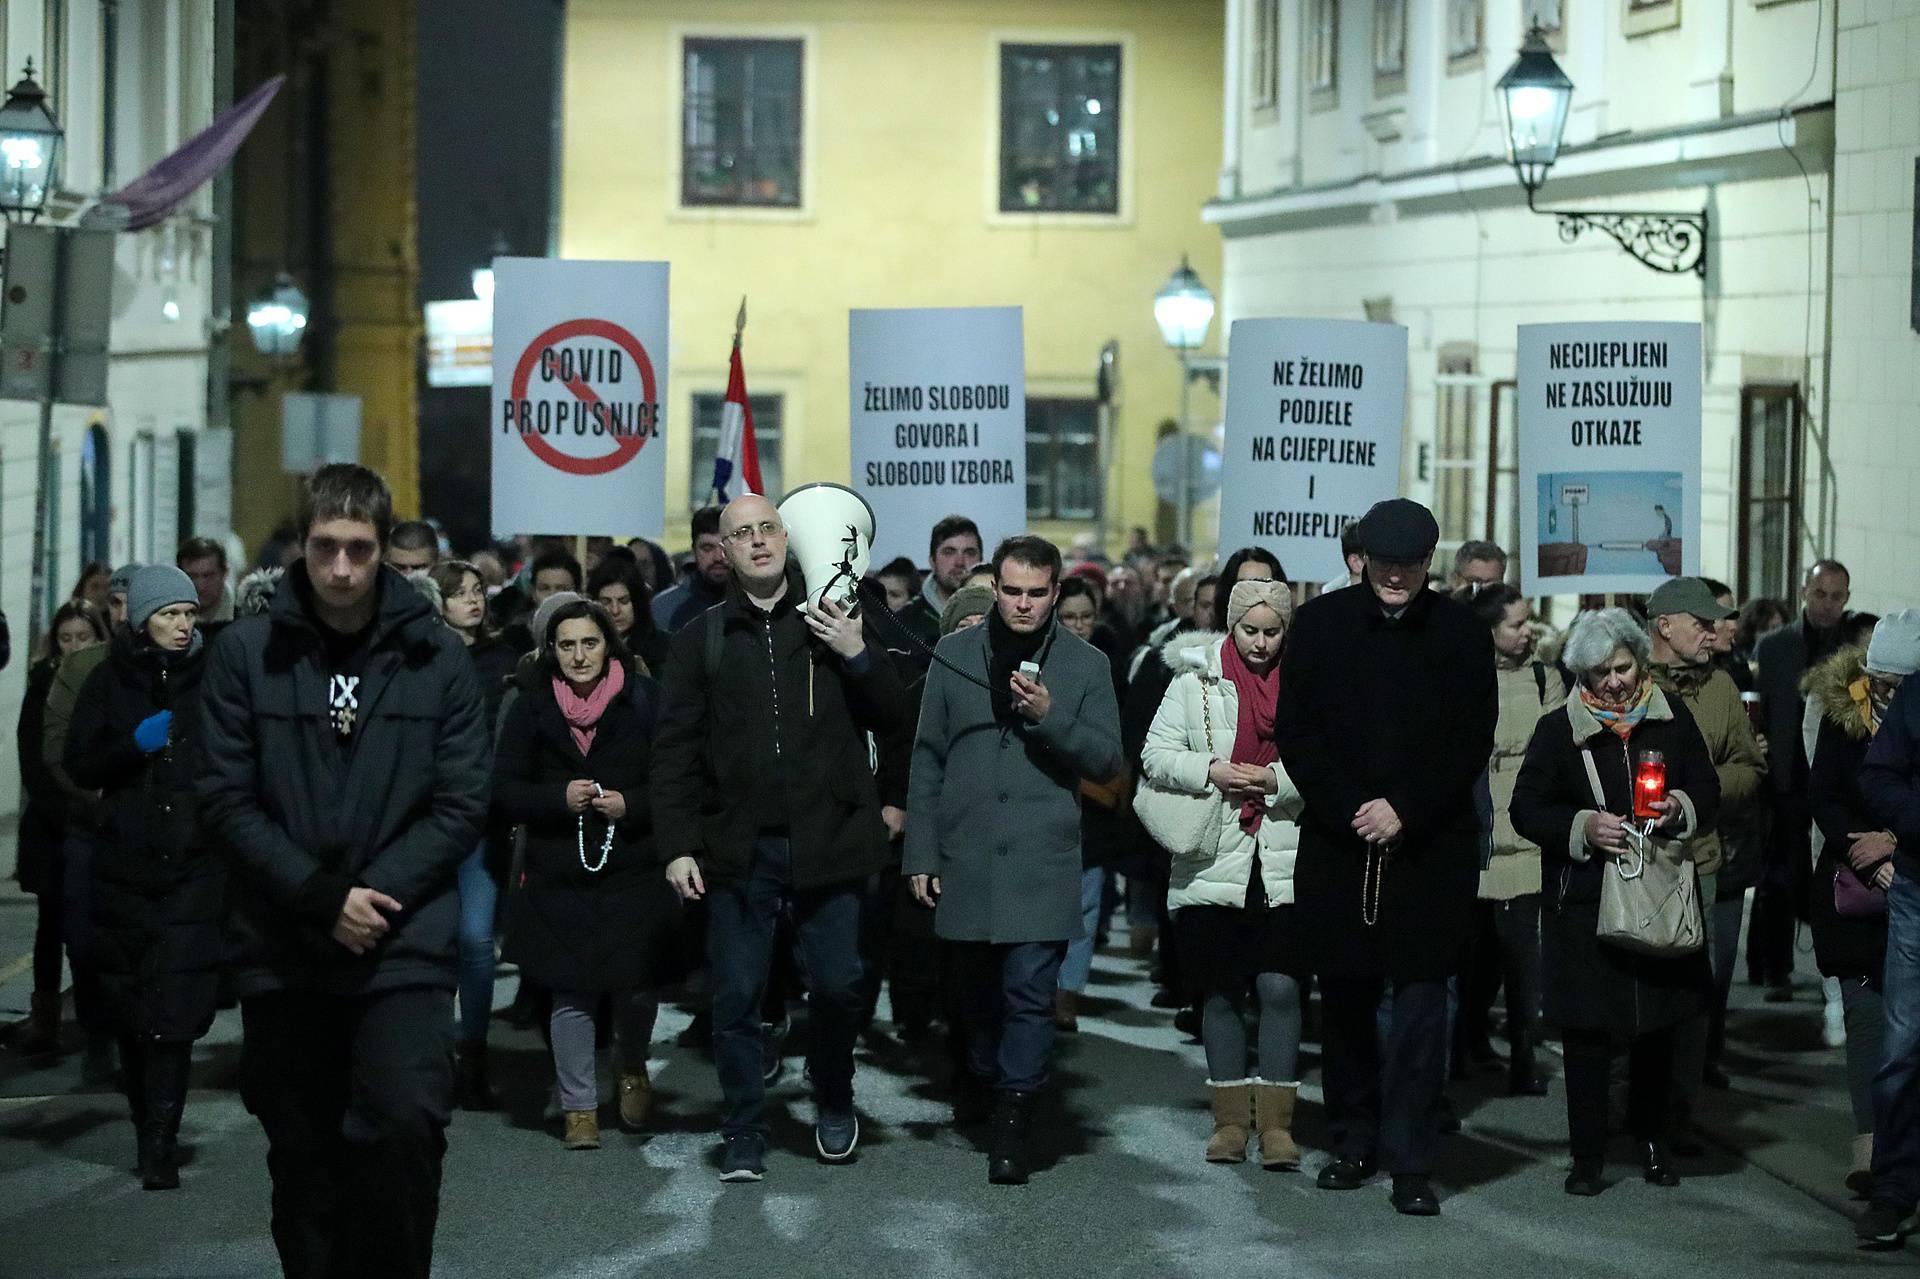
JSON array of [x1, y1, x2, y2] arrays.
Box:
[[246, 272, 310, 356], [0, 62, 63, 221]]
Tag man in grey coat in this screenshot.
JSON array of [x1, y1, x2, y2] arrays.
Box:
[[905, 535, 1123, 1186]]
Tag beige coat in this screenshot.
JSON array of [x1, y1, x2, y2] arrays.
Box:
[[1650, 661, 1768, 876], [1482, 659, 1568, 900]]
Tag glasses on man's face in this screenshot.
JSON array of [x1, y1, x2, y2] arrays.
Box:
[[724, 520, 785, 544], [307, 537, 380, 566]]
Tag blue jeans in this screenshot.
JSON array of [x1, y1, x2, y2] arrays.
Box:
[[455, 843, 498, 1047], [952, 940, 1068, 1095], [708, 837, 866, 1139], [1058, 867, 1106, 994], [1873, 865, 1920, 1209]]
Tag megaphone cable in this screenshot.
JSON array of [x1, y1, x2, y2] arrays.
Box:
[[852, 578, 1003, 695]]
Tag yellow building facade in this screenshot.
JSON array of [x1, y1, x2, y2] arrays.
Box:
[[558, 0, 1224, 556]]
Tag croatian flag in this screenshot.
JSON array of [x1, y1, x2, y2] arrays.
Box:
[[710, 338, 763, 503]]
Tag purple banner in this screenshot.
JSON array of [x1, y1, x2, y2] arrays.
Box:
[[89, 75, 284, 231]]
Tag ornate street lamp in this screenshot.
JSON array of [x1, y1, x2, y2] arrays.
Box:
[[246, 272, 310, 356], [0, 62, 63, 221], [1154, 256, 1219, 548], [1496, 27, 1708, 278]]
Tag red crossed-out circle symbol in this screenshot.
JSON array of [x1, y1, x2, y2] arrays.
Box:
[[509, 318, 658, 476]]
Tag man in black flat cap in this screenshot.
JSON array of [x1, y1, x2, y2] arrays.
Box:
[[1275, 498, 1497, 1217]]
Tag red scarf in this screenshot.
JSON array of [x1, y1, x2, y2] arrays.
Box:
[[552, 659, 626, 756], [1220, 636, 1280, 834]]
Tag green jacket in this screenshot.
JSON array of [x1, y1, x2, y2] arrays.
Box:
[[1483, 658, 1568, 900], [41, 640, 111, 823], [1651, 661, 1767, 875]]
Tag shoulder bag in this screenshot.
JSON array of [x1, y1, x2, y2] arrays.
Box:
[[1134, 677, 1228, 859], [1580, 746, 1704, 957]]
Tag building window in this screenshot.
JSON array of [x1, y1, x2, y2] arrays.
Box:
[[1027, 398, 1100, 520], [1307, 0, 1339, 107], [1373, 0, 1407, 90], [1737, 386, 1801, 605], [1446, 0, 1484, 65], [681, 38, 804, 209], [1623, 0, 1680, 38], [1250, 0, 1281, 109], [999, 43, 1122, 215], [689, 392, 784, 509], [1523, 0, 1567, 49]]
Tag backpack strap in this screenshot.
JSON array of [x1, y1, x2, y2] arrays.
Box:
[[1534, 660, 1549, 705]]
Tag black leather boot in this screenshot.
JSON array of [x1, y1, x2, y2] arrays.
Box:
[[1640, 1139, 1680, 1188], [139, 1043, 191, 1191], [1508, 1029, 1548, 1096], [456, 1042, 497, 1111], [988, 1091, 1034, 1186]]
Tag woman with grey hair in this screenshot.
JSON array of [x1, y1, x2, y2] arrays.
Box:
[[1510, 607, 1720, 1196]]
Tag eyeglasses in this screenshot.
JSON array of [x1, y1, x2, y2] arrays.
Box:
[[307, 536, 380, 565], [724, 520, 785, 543]]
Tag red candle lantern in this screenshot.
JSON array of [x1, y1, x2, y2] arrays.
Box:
[[1634, 750, 1667, 821]]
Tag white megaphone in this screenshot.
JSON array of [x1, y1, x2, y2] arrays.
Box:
[[778, 482, 875, 615]]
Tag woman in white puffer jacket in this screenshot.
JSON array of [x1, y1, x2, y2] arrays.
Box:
[[1140, 578, 1307, 1171]]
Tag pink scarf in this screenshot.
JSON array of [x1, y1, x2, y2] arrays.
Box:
[[1220, 636, 1280, 834], [552, 659, 626, 756]]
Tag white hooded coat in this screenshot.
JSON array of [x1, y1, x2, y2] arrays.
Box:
[[1140, 631, 1305, 912]]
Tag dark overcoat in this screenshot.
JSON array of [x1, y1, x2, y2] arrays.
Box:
[[1274, 583, 1497, 981]]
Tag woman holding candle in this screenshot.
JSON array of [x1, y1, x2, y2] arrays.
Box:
[[1510, 607, 1720, 1197]]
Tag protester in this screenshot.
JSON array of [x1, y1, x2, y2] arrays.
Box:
[[1275, 499, 1495, 1217], [1323, 522, 1366, 594], [427, 558, 518, 1109], [4, 600, 108, 1054], [1457, 583, 1565, 1097], [899, 516, 984, 657], [66, 566, 222, 1190], [873, 556, 921, 617], [1853, 612, 1920, 1246], [1644, 579, 1766, 1143], [1450, 541, 1508, 593], [494, 599, 678, 1148], [1052, 576, 1131, 1030], [387, 520, 442, 573], [1735, 596, 1789, 672], [1753, 561, 1858, 998], [503, 549, 584, 654], [1509, 607, 1719, 1197], [653, 492, 906, 1182], [652, 508, 732, 635], [40, 563, 139, 1084], [1141, 579, 1307, 1168], [177, 536, 234, 628], [588, 549, 669, 673], [196, 464, 489, 1276], [905, 534, 1123, 1185], [1808, 614, 1918, 1203]]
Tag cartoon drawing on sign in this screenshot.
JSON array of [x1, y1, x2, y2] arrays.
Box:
[[1536, 471, 1684, 579]]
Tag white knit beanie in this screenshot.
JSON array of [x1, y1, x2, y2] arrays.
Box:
[[1226, 579, 1292, 631], [1866, 609, 1920, 678]]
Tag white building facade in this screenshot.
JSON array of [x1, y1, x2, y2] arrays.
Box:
[[0, 0, 228, 814], [1206, 0, 1913, 616]]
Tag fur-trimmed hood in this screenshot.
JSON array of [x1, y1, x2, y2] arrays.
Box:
[[1804, 644, 1871, 741], [1161, 629, 1226, 676]]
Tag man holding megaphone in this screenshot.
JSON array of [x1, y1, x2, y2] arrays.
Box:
[[651, 492, 907, 1185], [904, 535, 1124, 1186]]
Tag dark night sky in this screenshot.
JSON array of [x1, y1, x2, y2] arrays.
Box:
[[416, 0, 562, 547]]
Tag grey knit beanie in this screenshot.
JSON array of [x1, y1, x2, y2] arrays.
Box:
[[107, 563, 141, 598], [531, 590, 583, 654], [127, 565, 197, 632], [1867, 609, 1920, 678]]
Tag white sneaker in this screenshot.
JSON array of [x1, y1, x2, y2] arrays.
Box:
[[1823, 994, 1848, 1049]]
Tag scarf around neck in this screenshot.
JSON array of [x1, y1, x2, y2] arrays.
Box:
[[1220, 636, 1280, 834], [986, 607, 1050, 723], [1580, 678, 1653, 741], [553, 659, 626, 756]]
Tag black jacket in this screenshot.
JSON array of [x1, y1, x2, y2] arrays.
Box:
[[651, 568, 907, 890], [1510, 686, 1719, 1035], [494, 666, 681, 992], [1863, 677, 1920, 875], [1756, 614, 1857, 793], [1275, 583, 1497, 981], [1809, 715, 1886, 979], [195, 564, 491, 997], [68, 628, 225, 1040], [14, 657, 65, 894]]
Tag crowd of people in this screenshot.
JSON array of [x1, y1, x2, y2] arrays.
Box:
[[7, 461, 1920, 1272]]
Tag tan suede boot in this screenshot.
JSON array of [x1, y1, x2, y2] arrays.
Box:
[[563, 1109, 601, 1150], [618, 1069, 653, 1131], [1206, 1081, 1253, 1163], [1847, 1132, 1874, 1198], [1253, 1081, 1302, 1170]]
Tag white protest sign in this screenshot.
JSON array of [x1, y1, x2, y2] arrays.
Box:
[[849, 307, 1025, 566], [491, 257, 667, 538], [1517, 321, 1701, 595], [1216, 318, 1406, 582]]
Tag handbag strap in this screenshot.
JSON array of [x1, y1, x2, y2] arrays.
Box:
[[1200, 677, 1215, 754]]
